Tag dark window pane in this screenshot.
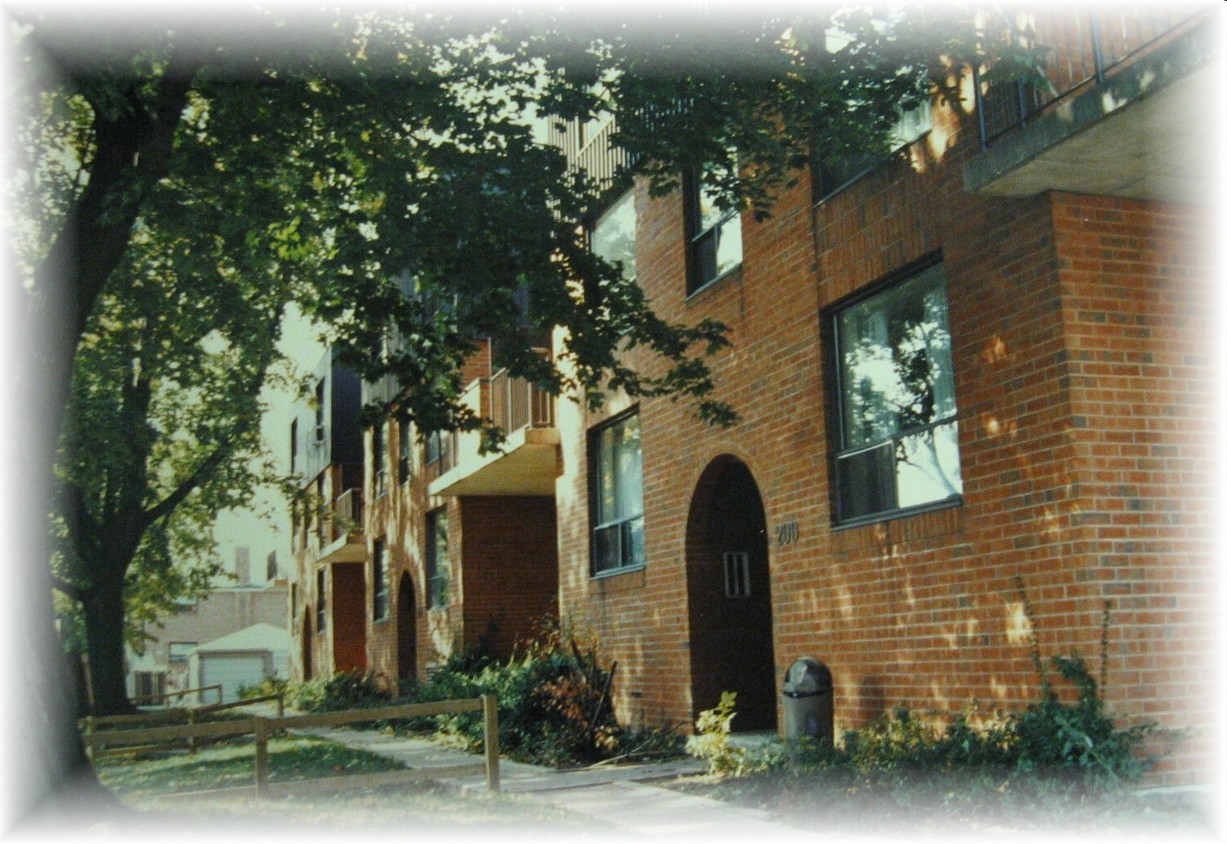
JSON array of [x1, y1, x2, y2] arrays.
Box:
[[836, 443, 897, 522]]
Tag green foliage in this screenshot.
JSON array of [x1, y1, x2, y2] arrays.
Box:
[[402, 628, 624, 766], [1011, 654, 1154, 787], [236, 676, 289, 701], [693, 594, 1156, 831], [686, 692, 747, 776], [383, 623, 676, 767], [286, 670, 392, 714]]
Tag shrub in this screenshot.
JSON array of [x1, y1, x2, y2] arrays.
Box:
[[689, 590, 1155, 824], [237, 676, 289, 701], [285, 670, 393, 713], [399, 621, 677, 767]]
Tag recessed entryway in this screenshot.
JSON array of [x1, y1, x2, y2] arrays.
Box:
[[685, 456, 778, 731]]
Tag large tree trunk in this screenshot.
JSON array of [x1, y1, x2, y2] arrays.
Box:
[[81, 578, 137, 717]]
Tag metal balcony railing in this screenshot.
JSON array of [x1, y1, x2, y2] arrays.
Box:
[[488, 368, 555, 434], [973, 6, 1209, 147]]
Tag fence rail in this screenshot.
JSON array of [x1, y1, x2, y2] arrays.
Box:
[[80, 695, 500, 794], [130, 683, 222, 707]]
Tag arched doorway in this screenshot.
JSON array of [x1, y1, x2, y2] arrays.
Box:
[[686, 456, 777, 731], [396, 573, 417, 684]]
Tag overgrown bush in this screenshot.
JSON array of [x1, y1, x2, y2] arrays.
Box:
[[397, 622, 681, 767], [284, 670, 393, 713]]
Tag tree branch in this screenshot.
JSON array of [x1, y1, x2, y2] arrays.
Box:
[[140, 432, 242, 530]]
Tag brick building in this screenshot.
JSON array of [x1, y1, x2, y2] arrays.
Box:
[[287, 6, 1221, 786], [288, 349, 367, 680], [548, 7, 1222, 786], [361, 336, 560, 683]]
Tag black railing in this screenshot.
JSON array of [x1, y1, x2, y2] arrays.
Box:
[[975, 6, 1209, 147]]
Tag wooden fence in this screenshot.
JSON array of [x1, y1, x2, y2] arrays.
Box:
[[80, 695, 500, 795], [130, 683, 223, 707]]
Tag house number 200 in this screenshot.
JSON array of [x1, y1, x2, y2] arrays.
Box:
[[774, 521, 799, 546]]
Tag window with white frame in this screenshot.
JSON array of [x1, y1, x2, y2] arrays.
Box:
[[426, 509, 450, 608], [397, 417, 412, 482], [591, 188, 637, 283], [831, 261, 962, 525], [590, 410, 645, 575], [168, 642, 196, 665], [685, 169, 742, 294]]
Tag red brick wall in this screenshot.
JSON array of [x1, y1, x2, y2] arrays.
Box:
[[458, 496, 559, 658], [331, 565, 368, 673], [365, 340, 563, 683], [555, 118, 1220, 784]]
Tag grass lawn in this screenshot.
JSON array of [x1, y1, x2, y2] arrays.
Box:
[[93, 734, 591, 834]]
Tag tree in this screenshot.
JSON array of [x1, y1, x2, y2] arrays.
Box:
[[7, 0, 1043, 813], [51, 224, 289, 715]]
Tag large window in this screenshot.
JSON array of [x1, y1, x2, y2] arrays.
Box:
[[426, 509, 450, 608], [591, 188, 637, 283], [831, 262, 962, 525], [590, 411, 645, 575], [372, 539, 390, 621], [685, 170, 742, 294]]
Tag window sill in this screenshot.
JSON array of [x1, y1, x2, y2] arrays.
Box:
[[831, 499, 963, 552], [591, 563, 645, 581], [686, 264, 742, 302]]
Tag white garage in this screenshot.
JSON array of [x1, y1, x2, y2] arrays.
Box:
[[191, 623, 290, 703]]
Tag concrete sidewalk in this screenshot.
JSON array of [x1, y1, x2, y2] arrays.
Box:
[[297, 723, 828, 839]]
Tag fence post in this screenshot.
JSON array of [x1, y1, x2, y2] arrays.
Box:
[[188, 708, 197, 755], [81, 717, 95, 761], [481, 694, 500, 792], [253, 718, 269, 797]]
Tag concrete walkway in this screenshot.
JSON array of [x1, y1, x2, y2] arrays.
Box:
[[296, 723, 828, 840]]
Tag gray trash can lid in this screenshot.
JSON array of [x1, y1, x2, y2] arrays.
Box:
[[782, 657, 832, 697]]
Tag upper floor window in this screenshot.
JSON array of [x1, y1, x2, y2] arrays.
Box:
[[313, 378, 326, 442], [373, 538, 390, 622], [830, 261, 962, 525], [425, 429, 451, 468], [591, 188, 637, 283], [397, 417, 412, 483], [168, 642, 196, 665], [816, 100, 933, 200], [290, 419, 298, 475], [316, 568, 327, 631], [426, 508, 450, 608], [590, 410, 645, 575], [685, 170, 742, 295], [373, 421, 389, 498]]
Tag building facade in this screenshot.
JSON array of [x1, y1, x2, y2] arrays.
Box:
[[289, 349, 367, 680], [549, 7, 1221, 786], [286, 6, 1221, 786]]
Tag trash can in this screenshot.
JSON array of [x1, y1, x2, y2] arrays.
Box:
[[781, 657, 833, 742]]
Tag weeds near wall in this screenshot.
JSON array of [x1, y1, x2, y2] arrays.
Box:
[[684, 582, 1159, 829]]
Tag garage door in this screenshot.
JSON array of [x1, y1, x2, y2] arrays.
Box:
[[201, 655, 267, 703]]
